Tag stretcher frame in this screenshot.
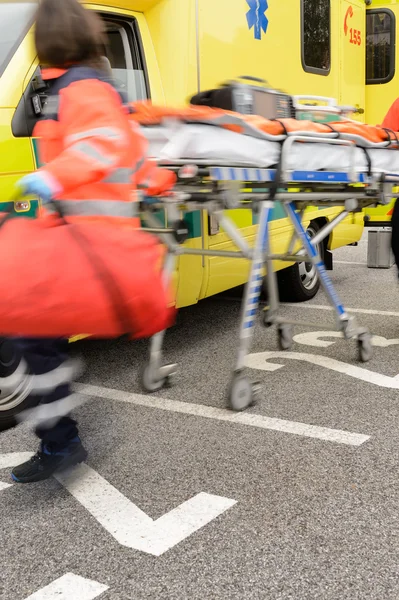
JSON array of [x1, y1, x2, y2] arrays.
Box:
[[140, 135, 399, 411]]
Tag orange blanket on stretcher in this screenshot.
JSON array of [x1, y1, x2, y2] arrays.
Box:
[[0, 215, 175, 338], [129, 101, 399, 146]]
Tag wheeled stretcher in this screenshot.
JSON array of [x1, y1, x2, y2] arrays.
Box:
[[133, 107, 399, 411]]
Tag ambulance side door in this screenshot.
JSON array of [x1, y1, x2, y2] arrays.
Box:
[[339, 0, 366, 118]]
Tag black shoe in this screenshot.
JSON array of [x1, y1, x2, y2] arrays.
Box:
[[11, 437, 88, 484]]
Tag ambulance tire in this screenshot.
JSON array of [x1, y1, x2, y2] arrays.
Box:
[[0, 339, 38, 433], [277, 221, 324, 302]]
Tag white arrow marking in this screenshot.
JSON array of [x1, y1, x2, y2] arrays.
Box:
[[0, 452, 32, 490], [24, 573, 108, 600], [0, 453, 236, 557], [246, 351, 399, 389], [56, 463, 236, 557], [0, 481, 12, 491], [282, 303, 399, 318], [0, 452, 32, 469], [293, 331, 399, 349]]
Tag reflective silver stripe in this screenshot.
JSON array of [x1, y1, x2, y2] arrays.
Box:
[[71, 141, 115, 167], [50, 199, 138, 218], [30, 358, 84, 394], [103, 167, 133, 184], [67, 127, 126, 146], [17, 394, 87, 428]]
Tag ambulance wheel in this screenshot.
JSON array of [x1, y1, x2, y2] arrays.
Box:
[[228, 374, 259, 412], [278, 325, 293, 351], [277, 221, 323, 302], [358, 334, 373, 363], [140, 364, 167, 393], [0, 340, 36, 432]]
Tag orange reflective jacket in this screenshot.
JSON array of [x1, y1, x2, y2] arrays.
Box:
[[382, 98, 399, 133], [35, 66, 147, 226], [2, 67, 177, 339]]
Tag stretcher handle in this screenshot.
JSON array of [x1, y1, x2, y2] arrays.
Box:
[[293, 95, 338, 108]]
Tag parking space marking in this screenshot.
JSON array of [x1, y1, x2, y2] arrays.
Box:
[[246, 350, 399, 390], [0, 453, 235, 557], [57, 464, 236, 557], [75, 384, 369, 446], [24, 573, 108, 600], [0, 452, 32, 469], [0, 481, 12, 491], [293, 331, 399, 348], [282, 304, 399, 318], [335, 261, 367, 266]]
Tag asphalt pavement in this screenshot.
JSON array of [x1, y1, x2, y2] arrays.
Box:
[[2, 232, 399, 600]]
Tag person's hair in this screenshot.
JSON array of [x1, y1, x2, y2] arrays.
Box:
[[35, 0, 105, 69]]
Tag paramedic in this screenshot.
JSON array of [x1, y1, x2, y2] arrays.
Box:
[[382, 102, 399, 272], [10, 0, 146, 483]]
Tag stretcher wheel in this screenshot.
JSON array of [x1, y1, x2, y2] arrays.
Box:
[[228, 374, 259, 412], [277, 325, 293, 351], [262, 307, 273, 328], [357, 334, 373, 363], [140, 364, 168, 393]]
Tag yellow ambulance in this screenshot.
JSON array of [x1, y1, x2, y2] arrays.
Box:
[[0, 0, 396, 308]]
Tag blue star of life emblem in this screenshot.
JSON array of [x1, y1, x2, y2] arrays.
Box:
[[246, 0, 269, 40]]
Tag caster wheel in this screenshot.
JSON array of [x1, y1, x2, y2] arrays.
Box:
[[278, 325, 293, 351], [358, 334, 373, 363], [227, 375, 259, 412], [262, 308, 273, 329], [140, 364, 167, 393]]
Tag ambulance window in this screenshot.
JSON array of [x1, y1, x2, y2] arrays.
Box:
[[301, 0, 331, 75], [366, 9, 395, 85], [0, 2, 36, 77], [105, 25, 128, 70], [103, 18, 149, 102]]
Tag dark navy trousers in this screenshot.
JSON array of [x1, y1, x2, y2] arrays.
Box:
[[13, 338, 78, 449]]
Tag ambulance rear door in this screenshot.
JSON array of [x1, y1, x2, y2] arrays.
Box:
[[338, 0, 366, 119]]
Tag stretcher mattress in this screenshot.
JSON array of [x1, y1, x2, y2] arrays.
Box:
[[141, 124, 399, 175]]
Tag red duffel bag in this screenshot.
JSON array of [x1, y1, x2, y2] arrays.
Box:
[[0, 213, 175, 338]]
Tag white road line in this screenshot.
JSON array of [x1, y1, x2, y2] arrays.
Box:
[[335, 260, 367, 265], [57, 464, 236, 557], [75, 384, 369, 447], [293, 331, 399, 348], [246, 350, 399, 390], [0, 452, 235, 557], [23, 573, 108, 600], [282, 303, 399, 317], [0, 453, 32, 491], [0, 452, 32, 469]]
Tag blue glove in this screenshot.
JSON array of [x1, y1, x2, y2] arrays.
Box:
[[17, 172, 60, 204]]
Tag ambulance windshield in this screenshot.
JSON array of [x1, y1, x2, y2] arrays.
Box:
[[0, 2, 36, 76]]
